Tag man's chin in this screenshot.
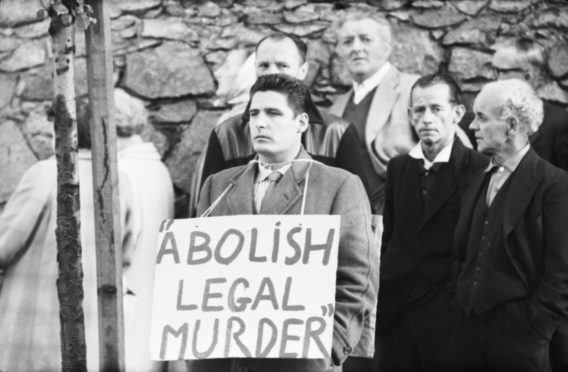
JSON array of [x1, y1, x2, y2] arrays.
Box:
[[253, 145, 274, 157], [349, 66, 370, 78]]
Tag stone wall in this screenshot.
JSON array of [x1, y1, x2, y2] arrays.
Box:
[[1, 0, 567, 216]]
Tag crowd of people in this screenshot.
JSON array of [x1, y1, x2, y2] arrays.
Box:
[[1, 10, 568, 372]]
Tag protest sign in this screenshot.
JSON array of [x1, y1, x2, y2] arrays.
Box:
[[150, 215, 340, 361]]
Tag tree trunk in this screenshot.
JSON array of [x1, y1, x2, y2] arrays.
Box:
[[50, 4, 88, 372]]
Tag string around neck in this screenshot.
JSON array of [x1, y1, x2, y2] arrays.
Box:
[[199, 158, 320, 217]]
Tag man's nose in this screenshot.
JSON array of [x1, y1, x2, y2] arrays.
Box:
[[351, 37, 364, 51], [469, 118, 478, 131], [252, 116, 266, 128], [266, 64, 280, 74], [422, 108, 434, 123]]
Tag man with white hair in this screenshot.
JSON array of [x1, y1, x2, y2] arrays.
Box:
[[450, 79, 568, 371], [492, 37, 568, 171]]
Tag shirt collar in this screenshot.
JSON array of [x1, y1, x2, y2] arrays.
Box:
[[485, 144, 530, 173], [257, 162, 292, 182], [409, 137, 454, 170], [352, 62, 392, 104]]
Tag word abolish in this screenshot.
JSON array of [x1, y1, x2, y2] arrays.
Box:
[[156, 224, 336, 266]]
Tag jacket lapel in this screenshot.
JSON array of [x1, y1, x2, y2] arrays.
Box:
[[402, 158, 424, 221], [454, 167, 487, 249], [420, 140, 465, 230], [365, 67, 400, 148], [226, 162, 257, 215], [502, 149, 541, 236], [259, 149, 312, 215]]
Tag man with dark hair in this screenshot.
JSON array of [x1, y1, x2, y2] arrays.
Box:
[[189, 73, 379, 372], [450, 79, 568, 371], [190, 32, 378, 218], [492, 38, 568, 171], [376, 73, 488, 372]]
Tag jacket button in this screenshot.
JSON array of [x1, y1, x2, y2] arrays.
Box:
[[343, 346, 352, 354]]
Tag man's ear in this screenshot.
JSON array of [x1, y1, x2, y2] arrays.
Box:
[[506, 116, 520, 137], [408, 106, 418, 128], [298, 61, 309, 81], [453, 104, 466, 125], [383, 43, 392, 60], [296, 112, 309, 133]]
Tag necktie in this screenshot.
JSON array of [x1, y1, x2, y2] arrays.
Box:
[[486, 164, 506, 206], [256, 171, 283, 212]]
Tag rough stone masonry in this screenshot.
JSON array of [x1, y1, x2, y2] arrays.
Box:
[[1, 0, 567, 216]]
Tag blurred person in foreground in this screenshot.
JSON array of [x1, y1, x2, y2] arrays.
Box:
[[0, 105, 136, 372], [114, 88, 175, 372]]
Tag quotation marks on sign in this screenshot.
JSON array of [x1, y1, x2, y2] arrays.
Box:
[[159, 219, 175, 232], [321, 303, 334, 317]]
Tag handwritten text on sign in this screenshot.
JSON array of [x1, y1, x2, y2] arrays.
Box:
[[150, 215, 340, 361]]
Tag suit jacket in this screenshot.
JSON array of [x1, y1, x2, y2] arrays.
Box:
[[531, 101, 568, 171], [193, 149, 379, 371], [379, 139, 488, 318], [454, 149, 568, 339], [329, 66, 419, 180]]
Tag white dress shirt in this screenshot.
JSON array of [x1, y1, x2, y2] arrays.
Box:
[[254, 162, 291, 212], [408, 138, 454, 170], [485, 144, 530, 206], [352, 62, 392, 105]]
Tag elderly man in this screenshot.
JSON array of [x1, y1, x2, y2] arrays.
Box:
[[492, 37, 568, 171], [377, 73, 488, 372], [450, 79, 568, 371], [190, 32, 377, 217], [189, 73, 379, 372], [330, 13, 471, 214], [493, 38, 568, 372]]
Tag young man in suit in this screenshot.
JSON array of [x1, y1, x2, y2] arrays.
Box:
[[191, 73, 379, 372], [451, 79, 568, 372], [375, 74, 488, 372], [190, 32, 378, 217]]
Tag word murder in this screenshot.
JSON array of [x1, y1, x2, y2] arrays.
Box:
[[156, 224, 337, 266], [158, 316, 331, 360]]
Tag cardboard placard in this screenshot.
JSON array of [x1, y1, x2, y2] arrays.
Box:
[[150, 215, 340, 361]]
